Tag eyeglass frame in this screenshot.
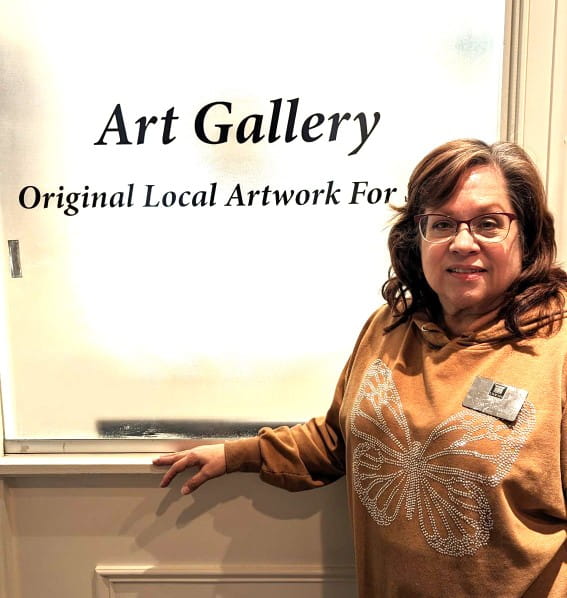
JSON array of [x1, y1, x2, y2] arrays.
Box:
[[413, 212, 518, 244]]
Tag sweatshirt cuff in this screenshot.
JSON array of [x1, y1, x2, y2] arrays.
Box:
[[224, 437, 262, 473]]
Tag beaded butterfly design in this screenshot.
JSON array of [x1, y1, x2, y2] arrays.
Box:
[[350, 359, 535, 557]]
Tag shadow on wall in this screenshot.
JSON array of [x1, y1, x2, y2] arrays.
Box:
[[8, 471, 356, 596], [140, 471, 356, 597]]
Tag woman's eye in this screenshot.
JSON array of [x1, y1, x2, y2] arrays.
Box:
[[476, 218, 499, 230], [431, 219, 454, 230]]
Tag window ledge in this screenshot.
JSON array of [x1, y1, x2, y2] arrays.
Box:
[[0, 453, 163, 476]]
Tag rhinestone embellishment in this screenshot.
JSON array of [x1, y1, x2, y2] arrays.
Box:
[[351, 359, 536, 557]]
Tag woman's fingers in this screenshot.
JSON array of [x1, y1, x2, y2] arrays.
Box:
[[156, 452, 199, 487], [153, 444, 226, 493], [181, 469, 209, 495], [152, 452, 185, 466]]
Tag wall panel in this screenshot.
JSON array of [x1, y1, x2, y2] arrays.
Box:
[[3, 473, 355, 598]]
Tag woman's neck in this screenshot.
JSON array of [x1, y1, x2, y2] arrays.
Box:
[[441, 306, 501, 338]]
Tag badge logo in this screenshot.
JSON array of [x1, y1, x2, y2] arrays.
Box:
[[488, 383, 507, 399], [463, 376, 528, 422]]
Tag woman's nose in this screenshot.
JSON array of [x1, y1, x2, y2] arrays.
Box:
[[449, 223, 480, 252]]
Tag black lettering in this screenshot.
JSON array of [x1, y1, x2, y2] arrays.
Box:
[[195, 101, 232, 144], [350, 181, 396, 204], [295, 190, 310, 206], [261, 184, 271, 205], [267, 99, 282, 142], [109, 191, 126, 207], [94, 104, 132, 145], [384, 187, 397, 203], [192, 190, 206, 207], [225, 183, 245, 206], [178, 191, 192, 207], [324, 180, 341, 204], [301, 113, 325, 142], [135, 115, 159, 144], [90, 192, 108, 208], [55, 186, 65, 208], [247, 188, 261, 206], [18, 186, 40, 209], [42, 192, 56, 208], [350, 181, 368, 204], [284, 98, 299, 142], [236, 114, 264, 143], [310, 188, 323, 204], [273, 189, 294, 206], [349, 112, 380, 156], [63, 193, 79, 216], [328, 113, 351, 141], [161, 107, 178, 144], [81, 186, 90, 205], [366, 188, 383, 204], [162, 192, 176, 207], [143, 184, 159, 207]]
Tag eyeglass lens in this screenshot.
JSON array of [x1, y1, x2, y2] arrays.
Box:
[[420, 214, 511, 242]]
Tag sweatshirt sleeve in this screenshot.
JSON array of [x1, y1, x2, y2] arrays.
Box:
[[223, 309, 380, 492]]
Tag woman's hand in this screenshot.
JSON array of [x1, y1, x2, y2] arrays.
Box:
[[152, 443, 226, 495]]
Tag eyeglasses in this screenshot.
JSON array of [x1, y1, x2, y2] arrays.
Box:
[[414, 212, 518, 244]]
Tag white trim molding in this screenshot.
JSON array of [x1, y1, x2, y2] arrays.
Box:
[[502, 0, 567, 264], [501, 0, 530, 143], [546, 0, 567, 265], [95, 564, 356, 598], [0, 453, 162, 476]]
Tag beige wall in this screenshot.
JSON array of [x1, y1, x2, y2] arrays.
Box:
[[1, 468, 355, 597]]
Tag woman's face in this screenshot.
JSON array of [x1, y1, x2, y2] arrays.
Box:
[[420, 165, 523, 322]]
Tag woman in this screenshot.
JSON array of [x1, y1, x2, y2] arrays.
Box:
[[154, 139, 567, 596]]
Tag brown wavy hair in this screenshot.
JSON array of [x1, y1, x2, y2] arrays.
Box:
[[382, 139, 567, 336]]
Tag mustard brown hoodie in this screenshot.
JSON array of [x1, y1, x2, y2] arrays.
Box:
[[226, 303, 567, 597]]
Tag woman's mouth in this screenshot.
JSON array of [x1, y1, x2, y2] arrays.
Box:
[[446, 266, 486, 280], [447, 267, 485, 273]]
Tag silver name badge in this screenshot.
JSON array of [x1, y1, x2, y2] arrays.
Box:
[[463, 376, 528, 422]]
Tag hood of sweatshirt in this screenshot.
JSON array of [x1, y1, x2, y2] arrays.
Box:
[[411, 300, 567, 350]]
